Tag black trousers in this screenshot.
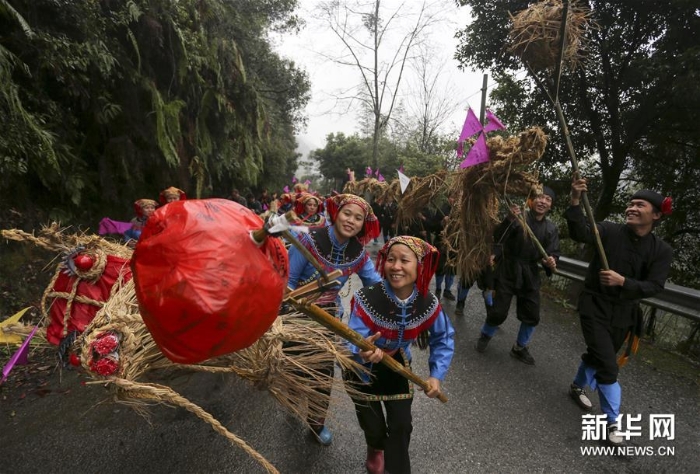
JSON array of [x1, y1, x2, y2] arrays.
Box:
[[485, 279, 540, 327], [354, 398, 413, 474], [578, 293, 632, 384]]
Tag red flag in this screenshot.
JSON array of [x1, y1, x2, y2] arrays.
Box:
[[459, 133, 490, 168]]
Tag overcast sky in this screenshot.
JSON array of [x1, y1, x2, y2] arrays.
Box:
[[271, 0, 492, 157]]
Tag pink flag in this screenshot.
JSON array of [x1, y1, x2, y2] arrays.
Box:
[[283, 185, 290, 193], [459, 133, 490, 169], [1, 325, 39, 384], [374, 168, 380, 177], [378, 173, 385, 182], [483, 109, 506, 133], [304, 179, 311, 186], [458, 107, 483, 142], [365, 166, 373, 177], [292, 176, 298, 183], [457, 107, 484, 157]]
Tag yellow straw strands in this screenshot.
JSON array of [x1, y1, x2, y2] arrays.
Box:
[[508, 0, 593, 71]]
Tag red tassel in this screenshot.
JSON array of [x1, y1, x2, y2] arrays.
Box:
[[294, 199, 306, 216], [360, 218, 381, 245], [661, 196, 673, 215], [325, 197, 340, 223], [417, 248, 439, 296]]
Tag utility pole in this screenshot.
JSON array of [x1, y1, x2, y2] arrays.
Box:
[[479, 73, 488, 124]]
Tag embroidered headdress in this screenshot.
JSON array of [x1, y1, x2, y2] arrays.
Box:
[[376, 236, 439, 296], [325, 194, 380, 245], [295, 192, 323, 216], [159, 186, 187, 204], [133, 199, 158, 218]]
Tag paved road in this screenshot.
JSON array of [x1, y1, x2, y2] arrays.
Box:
[[2, 265, 699, 473]]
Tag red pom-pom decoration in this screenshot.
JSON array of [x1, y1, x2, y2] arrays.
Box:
[[661, 196, 673, 215], [91, 332, 120, 356], [73, 253, 95, 271], [90, 354, 120, 376]]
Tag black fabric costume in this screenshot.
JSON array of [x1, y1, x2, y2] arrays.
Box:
[[486, 211, 560, 327], [565, 205, 673, 383], [344, 282, 452, 474]]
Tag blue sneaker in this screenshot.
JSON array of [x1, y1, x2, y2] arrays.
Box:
[[313, 426, 333, 446]]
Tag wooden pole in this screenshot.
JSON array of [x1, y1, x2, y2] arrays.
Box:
[[479, 73, 488, 124], [522, 1, 610, 270], [505, 198, 558, 274], [288, 298, 448, 403], [252, 212, 333, 280]]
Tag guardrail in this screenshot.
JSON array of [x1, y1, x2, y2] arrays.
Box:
[[555, 257, 700, 323]]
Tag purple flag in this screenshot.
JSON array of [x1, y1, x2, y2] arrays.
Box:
[[398, 165, 405, 173], [374, 168, 380, 177], [458, 107, 483, 142], [304, 179, 311, 186], [292, 176, 298, 183], [1, 325, 39, 384], [98, 217, 132, 236], [378, 173, 385, 182], [459, 133, 490, 169], [483, 109, 506, 133], [283, 185, 290, 193], [365, 166, 373, 177]]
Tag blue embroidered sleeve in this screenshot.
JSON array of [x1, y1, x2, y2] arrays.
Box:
[[357, 257, 382, 286], [287, 245, 312, 290], [347, 297, 373, 356], [427, 310, 455, 381]]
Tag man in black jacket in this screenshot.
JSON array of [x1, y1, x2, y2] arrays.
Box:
[[565, 179, 673, 444], [475, 187, 560, 365]]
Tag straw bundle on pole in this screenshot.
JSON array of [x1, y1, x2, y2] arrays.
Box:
[[342, 177, 388, 198], [377, 178, 402, 204], [444, 127, 548, 281], [395, 170, 449, 225], [508, 0, 592, 72]]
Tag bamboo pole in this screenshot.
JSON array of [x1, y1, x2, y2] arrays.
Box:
[[505, 198, 558, 275], [289, 298, 448, 403], [522, 1, 610, 270], [283, 269, 343, 301]]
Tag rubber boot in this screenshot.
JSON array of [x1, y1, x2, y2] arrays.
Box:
[[365, 446, 385, 474]]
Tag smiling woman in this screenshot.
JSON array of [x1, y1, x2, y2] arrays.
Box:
[[344, 235, 455, 474], [285, 193, 382, 445]]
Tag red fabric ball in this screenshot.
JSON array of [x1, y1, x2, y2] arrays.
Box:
[[132, 199, 288, 364]]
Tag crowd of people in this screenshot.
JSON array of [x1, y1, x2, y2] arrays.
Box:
[[120, 180, 672, 474]]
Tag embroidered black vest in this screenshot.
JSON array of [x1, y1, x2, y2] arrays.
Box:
[[352, 282, 441, 343], [297, 226, 369, 287]]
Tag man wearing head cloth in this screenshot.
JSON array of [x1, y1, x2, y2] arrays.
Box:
[[475, 185, 560, 365], [565, 179, 673, 445]]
